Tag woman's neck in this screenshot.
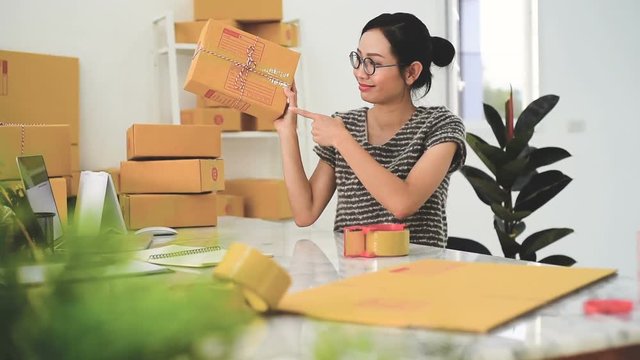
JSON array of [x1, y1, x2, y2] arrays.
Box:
[[369, 100, 416, 131]]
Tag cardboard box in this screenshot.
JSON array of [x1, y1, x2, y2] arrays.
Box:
[[196, 96, 218, 108], [0, 124, 72, 180], [120, 159, 224, 194], [184, 20, 299, 121], [241, 21, 299, 48], [2, 177, 68, 225], [71, 144, 80, 172], [119, 193, 218, 229], [0, 50, 80, 144], [223, 179, 291, 220], [175, 20, 238, 43], [49, 177, 68, 225], [194, 0, 282, 22], [126, 124, 221, 160], [67, 171, 80, 198], [181, 108, 242, 131], [103, 167, 120, 194], [216, 194, 244, 217], [241, 115, 276, 131]]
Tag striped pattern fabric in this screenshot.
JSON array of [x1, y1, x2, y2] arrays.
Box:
[[314, 106, 466, 247]]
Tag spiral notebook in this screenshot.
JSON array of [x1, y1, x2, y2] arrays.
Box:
[[136, 245, 227, 268]]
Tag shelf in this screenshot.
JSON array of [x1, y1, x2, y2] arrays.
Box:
[[158, 43, 197, 55], [222, 131, 278, 139]]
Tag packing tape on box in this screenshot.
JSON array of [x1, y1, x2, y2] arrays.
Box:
[[213, 242, 291, 312], [0, 122, 43, 154], [343, 224, 410, 258]]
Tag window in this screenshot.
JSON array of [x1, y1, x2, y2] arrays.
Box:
[[452, 0, 538, 122]]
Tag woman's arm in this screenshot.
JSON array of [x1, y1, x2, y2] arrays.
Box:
[[293, 107, 457, 219], [275, 86, 337, 227]]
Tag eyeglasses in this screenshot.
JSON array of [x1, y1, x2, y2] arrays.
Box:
[[349, 51, 402, 75]]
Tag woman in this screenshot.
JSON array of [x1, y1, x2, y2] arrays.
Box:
[[275, 13, 466, 247]]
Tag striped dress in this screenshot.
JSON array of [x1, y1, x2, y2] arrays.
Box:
[[314, 106, 466, 247]]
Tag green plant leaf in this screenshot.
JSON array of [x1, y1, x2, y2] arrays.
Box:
[[483, 103, 506, 149], [520, 251, 537, 262], [459, 166, 508, 205], [490, 203, 532, 222], [528, 147, 571, 170], [494, 219, 519, 258], [514, 170, 572, 213], [513, 222, 526, 237], [539, 255, 576, 266], [505, 128, 533, 160], [520, 228, 574, 258], [514, 94, 560, 144], [497, 157, 529, 189], [465, 133, 509, 176]]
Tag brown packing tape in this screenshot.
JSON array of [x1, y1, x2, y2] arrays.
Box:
[[213, 242, 290, 312]]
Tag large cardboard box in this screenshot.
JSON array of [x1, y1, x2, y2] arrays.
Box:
[[175, 20, 238, 43], [223, 179, 291, 220], [126, 124, 221, 160], [181, 108, 242, 131], [120, 159, 224, 194], [0, 50, 80, 144], [184, 20, 299, 121], [216, 194, 244, 217], [120, 193, 218, 229], [193, 0, 282, 22], [242, 21, 299, 48], [0, 124, 72, 179]]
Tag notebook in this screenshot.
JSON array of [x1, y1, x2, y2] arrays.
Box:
[[136, 245, 227, 268]]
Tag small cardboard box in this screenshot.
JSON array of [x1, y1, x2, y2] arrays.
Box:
[[181, 108, 242, 131], [175, 20, 238, 43], [0, 124, 72, 180], [126, 124, 221, 160], [0, 50, 80, 144], [120, 193, 218, 229], [67, 171, 80, 197], [223, 179, 291, 220], [120, 159, 224, 194], [184, 20, 299, 121], [241, 115, 276, 131], [241, 21, 299, 48], [194, 0, 282, 22], [49, 177, 68, 225], [103, 167, 120, 194], [196, 96, 218, 108], [217, 194, 244, 217]]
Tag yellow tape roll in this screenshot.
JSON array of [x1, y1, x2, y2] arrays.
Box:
[[213, 242, 291, 312], [366, 229, 410, 257]]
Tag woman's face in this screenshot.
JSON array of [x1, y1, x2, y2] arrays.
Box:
[[354, 29, 408, 105]]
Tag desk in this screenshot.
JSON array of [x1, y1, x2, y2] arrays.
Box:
[[164, 217, 640, 359]]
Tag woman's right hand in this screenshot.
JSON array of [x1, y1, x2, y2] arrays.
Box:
[[274, 81, 298, 134]]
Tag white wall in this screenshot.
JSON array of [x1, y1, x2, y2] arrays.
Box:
[[448, 0, 640, 276], [5, 0, 635, 275]]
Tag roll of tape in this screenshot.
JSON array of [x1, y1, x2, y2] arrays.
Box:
[[343, 224, 409, 257], [213, 242, 291, 312]]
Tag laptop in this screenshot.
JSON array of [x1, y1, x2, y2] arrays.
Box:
[[16, 155, 64, 242]]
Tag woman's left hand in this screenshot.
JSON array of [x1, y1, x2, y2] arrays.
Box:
[[291, 107, 348, 147]]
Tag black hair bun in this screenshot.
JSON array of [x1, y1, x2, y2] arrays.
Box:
[[431, 36, 455, 67]]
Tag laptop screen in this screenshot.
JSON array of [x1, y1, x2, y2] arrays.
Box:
[[16, 155, 64, 240]]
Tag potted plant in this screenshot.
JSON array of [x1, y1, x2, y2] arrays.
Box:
[[456, 91, 576, 266]]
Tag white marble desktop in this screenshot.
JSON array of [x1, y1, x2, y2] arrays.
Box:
[[167, 217, 640, 360]]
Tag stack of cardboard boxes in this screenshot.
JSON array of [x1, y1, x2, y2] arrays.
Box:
[[177, 0, 298, 222], [177, 0, 299, 132], [118, 124, 224, 229], [0, 50, 80, 224]]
